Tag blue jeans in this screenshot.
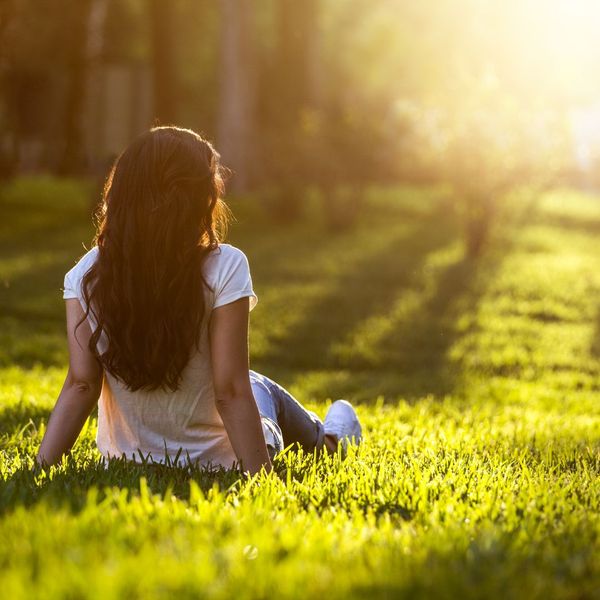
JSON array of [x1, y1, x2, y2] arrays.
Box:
[[249, 369, 326, 455]]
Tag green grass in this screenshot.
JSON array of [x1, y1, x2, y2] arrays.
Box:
[[0, 178, 599, 599]]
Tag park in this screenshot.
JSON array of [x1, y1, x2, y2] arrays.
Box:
[[1, 1, 599, 598]]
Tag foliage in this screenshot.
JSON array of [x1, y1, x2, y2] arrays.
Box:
[[400, 77, 572, 257], [1, 178, 600, 598]]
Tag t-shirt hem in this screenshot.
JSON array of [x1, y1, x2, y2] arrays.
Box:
[[213, 290, 258, 311]]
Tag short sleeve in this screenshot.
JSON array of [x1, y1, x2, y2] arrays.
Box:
[[61, 246, 99, 301], [213, 247, 258, 311], [63, 268, 78, 299]]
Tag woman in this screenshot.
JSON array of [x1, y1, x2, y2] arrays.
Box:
[[36, 126, 362, 476]]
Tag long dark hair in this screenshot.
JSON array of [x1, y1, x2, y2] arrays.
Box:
[[80, 126, 232, 392]]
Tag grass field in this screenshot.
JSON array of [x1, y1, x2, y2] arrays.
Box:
[[1, 178, 599, 599]]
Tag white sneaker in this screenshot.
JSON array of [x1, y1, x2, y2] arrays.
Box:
[[323, 399, 362, 455]]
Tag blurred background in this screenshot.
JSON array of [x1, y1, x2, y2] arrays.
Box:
[[2, 0, 600, 402], [2, 0, 600, 253]]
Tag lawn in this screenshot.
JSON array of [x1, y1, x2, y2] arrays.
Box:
[[0, 178, 599, 599]]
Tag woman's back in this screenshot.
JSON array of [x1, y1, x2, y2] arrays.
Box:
[[63, 242, 258, 469]]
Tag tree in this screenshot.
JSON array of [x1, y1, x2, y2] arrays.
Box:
[[415, 93, 569, 257], [273, 0, 320, 125], [0, 0, 19, 177], [149, 0, 178, 124], [217, 0, 256, 192], [58, 0, 94, 175], [257, 0, 320, 219]]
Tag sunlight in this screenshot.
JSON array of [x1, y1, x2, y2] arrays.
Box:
[[555, 0, 600, 20], [502, 0, 600, 102], [550, 0, 600, 50]]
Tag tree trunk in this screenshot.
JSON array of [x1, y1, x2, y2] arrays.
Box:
[[58, 0, 93, 175], [86, 0, 109, 65], [84, 0, 110, 214], [217, 0, 256, 193], [0, 1, 17, 178], [149, 0, 178, 124], [274, 0, 320, 125]]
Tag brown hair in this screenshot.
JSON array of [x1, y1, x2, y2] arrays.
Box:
[[80, 126, 232, 392]]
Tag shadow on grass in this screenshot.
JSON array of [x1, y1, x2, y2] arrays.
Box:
[[276, 252, 508, 404], [591, 308, 600, 359], [0, 258, 81, 368], [253, 230, 496, 402], [0, 445, 419, 518], [0, 404, 52, 437], [0, 214, 94, 368], [372, 250, 507, 400], [535, 212, 600, 238], [0, 459, 244, 516], [272, 194, 540, 403], [254, 201, 461, 374]]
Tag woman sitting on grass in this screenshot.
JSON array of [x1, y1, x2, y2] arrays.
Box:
[[36, 126, 362, 476]]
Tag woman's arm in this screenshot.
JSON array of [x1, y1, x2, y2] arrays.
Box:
[[36, 299, 103, 467], [209, 296, 272, 476]]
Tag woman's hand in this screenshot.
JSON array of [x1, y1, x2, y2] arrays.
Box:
[[36, 299, 103, 468], [209, 296, 272, 476]]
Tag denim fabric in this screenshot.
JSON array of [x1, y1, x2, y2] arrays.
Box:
[[249, 369, 325, 456]]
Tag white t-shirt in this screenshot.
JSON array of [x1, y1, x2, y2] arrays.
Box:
[[62, 243, 258, 470]]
